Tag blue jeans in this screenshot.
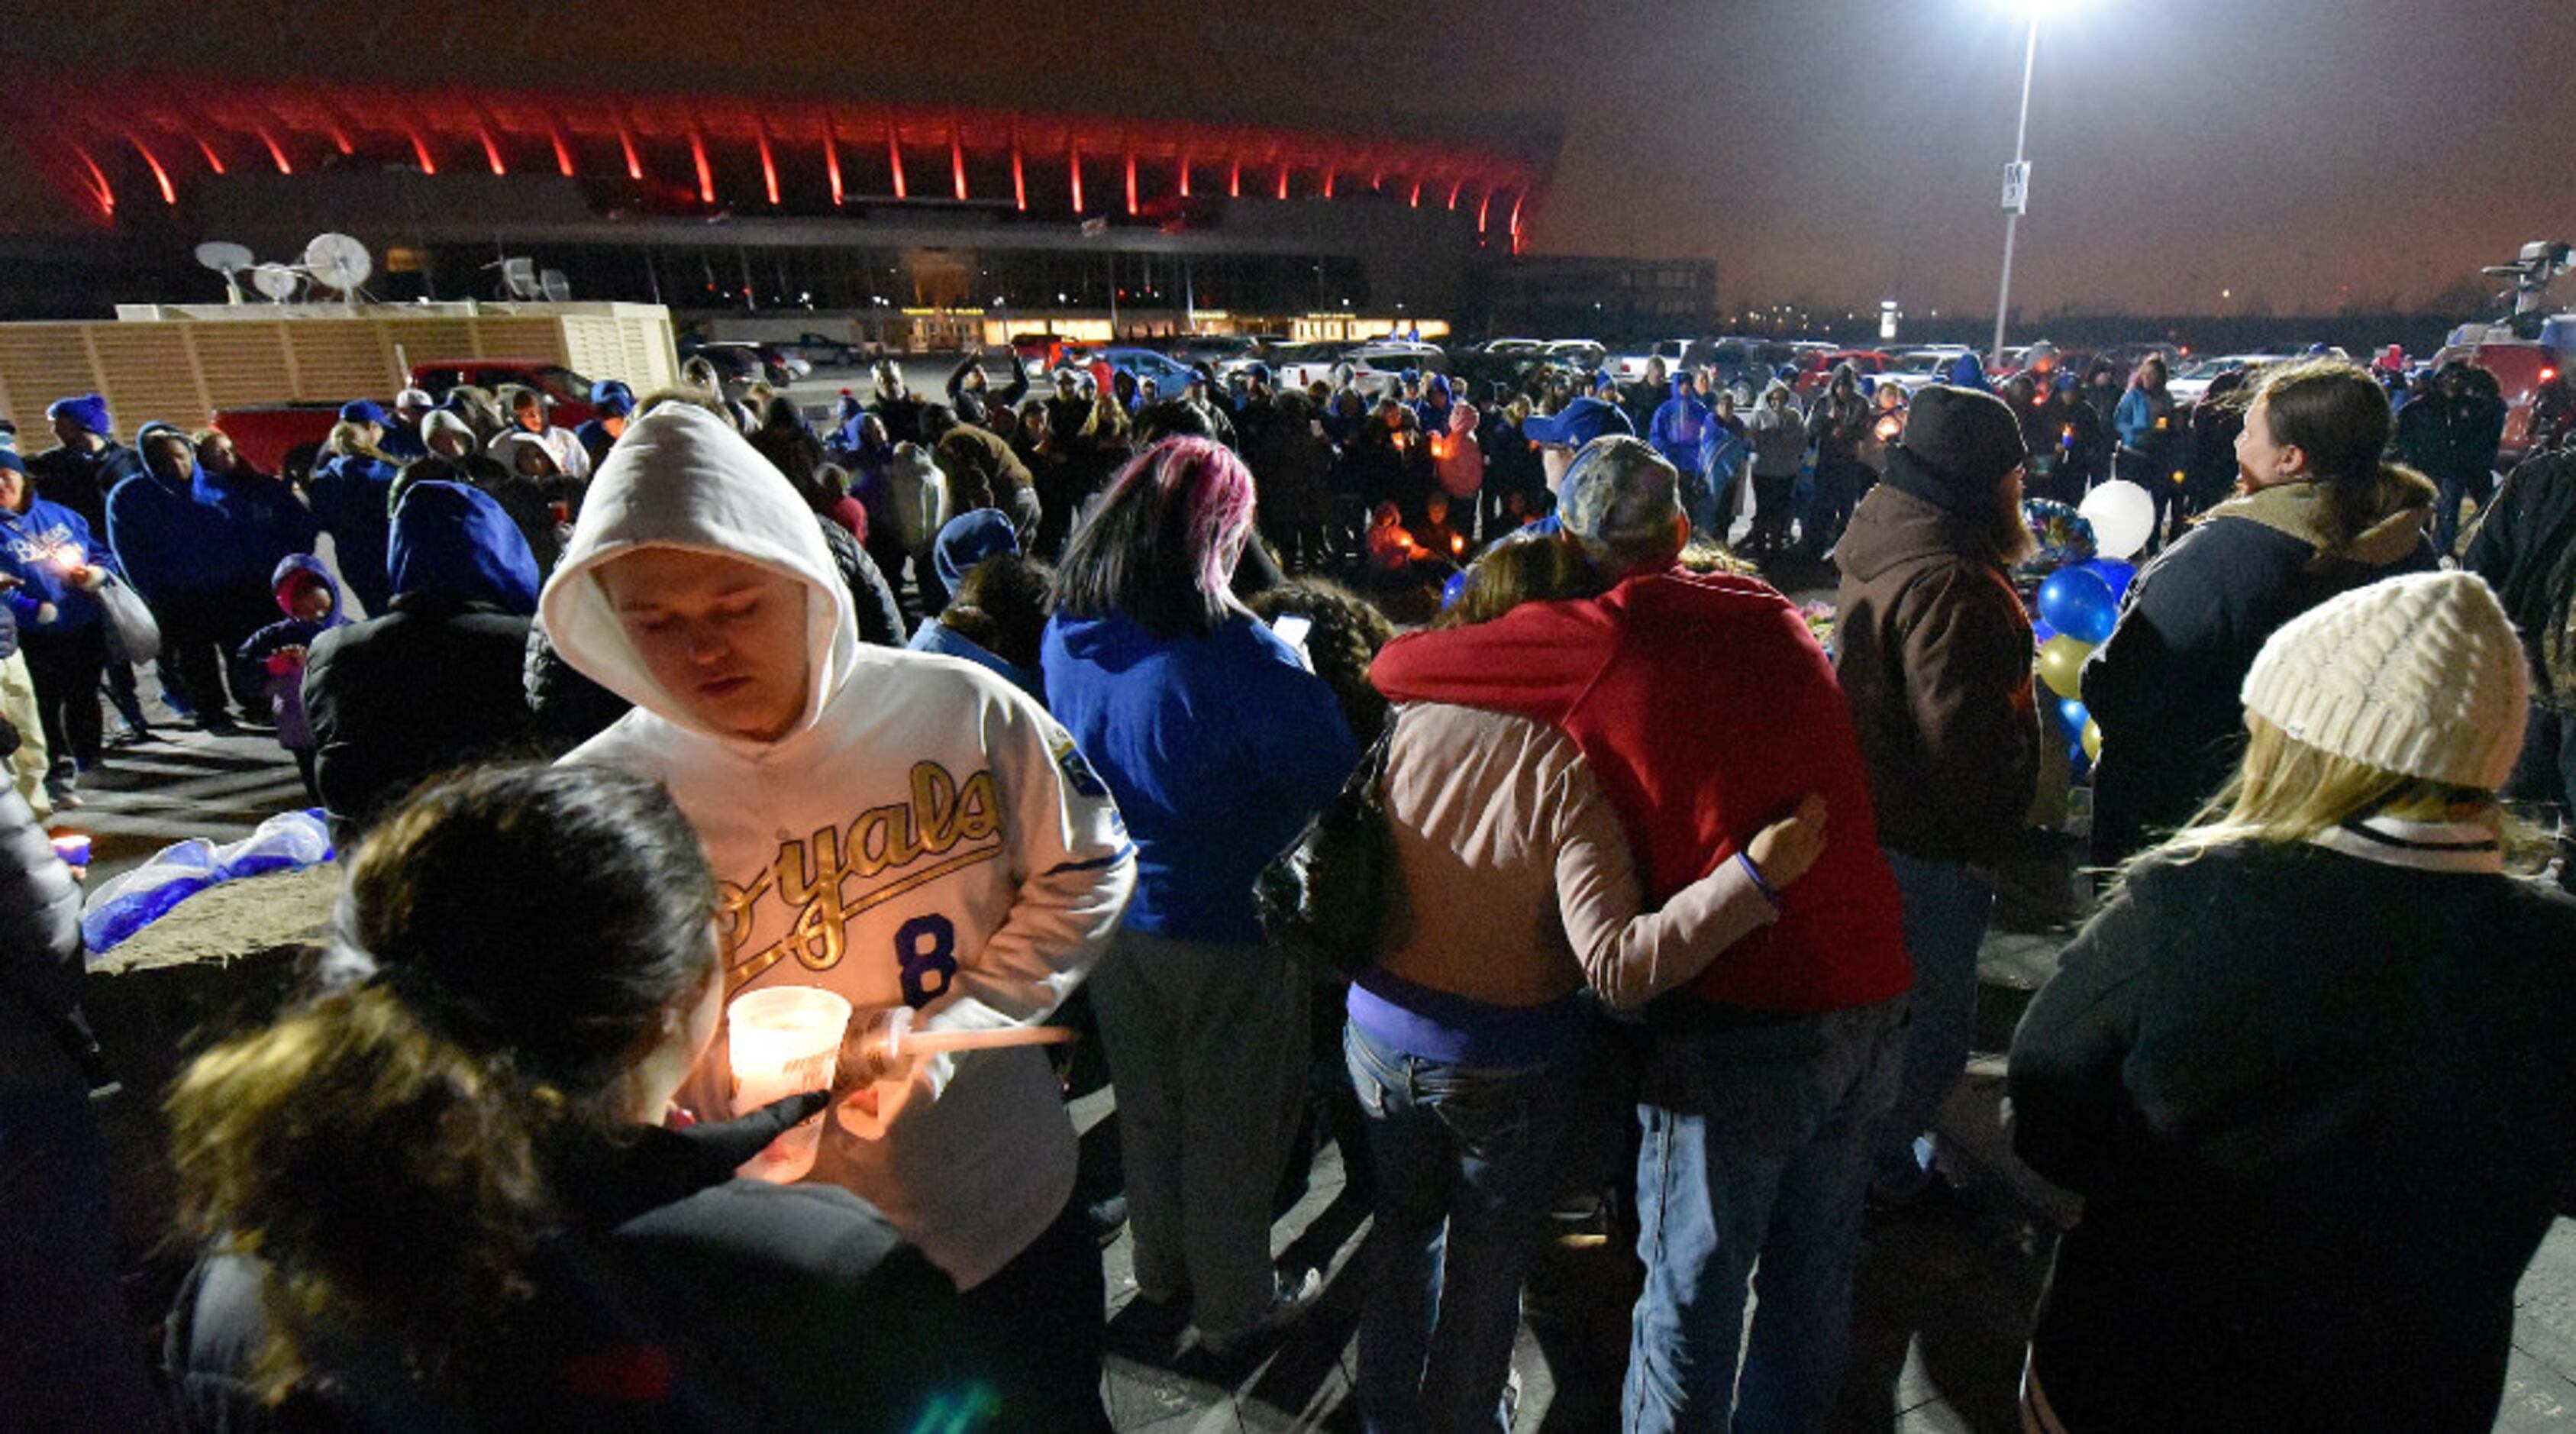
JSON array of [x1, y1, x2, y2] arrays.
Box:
[[1622, 998, 1906, 1433], [1871, 849, 1996, 1192], [1345, 1022, 1572, 1434]]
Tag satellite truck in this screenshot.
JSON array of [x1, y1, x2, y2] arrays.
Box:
[[0, 234, 677, 480]]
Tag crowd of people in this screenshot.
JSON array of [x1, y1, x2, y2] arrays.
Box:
[[5, 325, 2576, 1434]]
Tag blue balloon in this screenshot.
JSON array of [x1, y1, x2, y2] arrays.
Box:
[[2031, 618, 2058, 645], [2058, 696, 2090, 735], [2038, 567, 2118, 644], [2080, 557, 2138, 600]]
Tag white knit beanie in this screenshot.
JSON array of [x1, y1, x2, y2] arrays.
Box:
[[2240, 570, 2529, 790]]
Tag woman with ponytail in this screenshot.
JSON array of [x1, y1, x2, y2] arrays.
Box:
[[165, 763, 976, 1431], [2082, 357, 2439, 864]]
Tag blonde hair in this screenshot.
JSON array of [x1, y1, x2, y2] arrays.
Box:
[[2136, 715, 2533, 872]]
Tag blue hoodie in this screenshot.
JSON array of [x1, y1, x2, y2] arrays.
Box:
[[200, 458, 319, 590], [1945, 352, 1992, 392], [105, 425, 247, 603], [0, 487, 110, 634], [1649, 376, 1714, 476], [309, 449, 402, 616], [386, 481, 541, 616], [235, 553, 347, 750], [1042, 609, 1357, 942]]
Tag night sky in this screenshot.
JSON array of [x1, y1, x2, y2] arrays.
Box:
[[8, 0, 2571, 318]]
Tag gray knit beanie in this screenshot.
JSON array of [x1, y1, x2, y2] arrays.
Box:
[[2240, 570, 2529, 790]]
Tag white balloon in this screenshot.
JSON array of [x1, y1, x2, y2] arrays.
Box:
[[2081, 480, 2156, 560]]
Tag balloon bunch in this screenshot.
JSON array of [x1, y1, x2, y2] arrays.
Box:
[[2034, 557, 2137, 767]]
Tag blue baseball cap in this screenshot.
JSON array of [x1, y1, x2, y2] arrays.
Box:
[[590, 379, 636, 417], [339, 399, 388, 425], [1521, 396, 1636, 448]]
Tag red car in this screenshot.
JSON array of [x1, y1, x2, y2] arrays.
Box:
[[1790, 349, 1893, 398], [218, 360, 598, 480]]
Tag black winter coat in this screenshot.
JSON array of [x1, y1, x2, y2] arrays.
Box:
[[2465, 447, 2576, 707], [2081, 474, 2436, 864], [168, 1097, 982, 1432], [2009, 842, 2576, 1432], [304, 598, 538, 848]]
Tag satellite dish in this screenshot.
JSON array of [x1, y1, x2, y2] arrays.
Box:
[[538, 269, 571, 302], [250, 263, 302, 302], [302, 232, 373, 292], [194, 241, 255, 274]]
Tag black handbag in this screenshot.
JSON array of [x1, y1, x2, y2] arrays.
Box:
[[1254, 713, 1408, 979]]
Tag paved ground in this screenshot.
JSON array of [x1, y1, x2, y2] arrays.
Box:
[[66, 666, 2576, 1431]]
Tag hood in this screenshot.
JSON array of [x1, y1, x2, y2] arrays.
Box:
[[133, 421, 218, 500], [1761, 377, 1795, 402], [2201, 467, 2439, 567], [1446, 402, 1478, 434], [932, 507, 1021, 590], [1944, 353, 1990, 389], [540, 402, 856, 744], [1832, 481, 2003, 586], [1425, 373, 1452, 402], [1671, 375, 1696, 399], [388, 481, 541, 615], [496, 431, 562, 476], [270, 552, 346, 624]]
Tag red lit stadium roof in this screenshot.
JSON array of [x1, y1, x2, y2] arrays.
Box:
[[11, 78, 1545, 251]]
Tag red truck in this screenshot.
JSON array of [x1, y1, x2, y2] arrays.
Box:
[[216, 360, 599, 480]]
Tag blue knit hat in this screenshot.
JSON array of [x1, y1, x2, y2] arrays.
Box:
[[47, 392, 111, 438], [0, 450, 24, 476], [932, 508, 1022, 590]]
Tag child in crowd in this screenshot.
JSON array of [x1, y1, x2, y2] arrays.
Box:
[[234, 556, 342, 804]]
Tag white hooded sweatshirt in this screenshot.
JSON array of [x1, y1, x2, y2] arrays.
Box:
[[544, 403, 1135, 1287]]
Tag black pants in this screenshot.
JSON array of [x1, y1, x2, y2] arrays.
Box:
[[155, 587, 267, 722], [20, 625, 105, 770], [955, 1190, 1109, 1432]]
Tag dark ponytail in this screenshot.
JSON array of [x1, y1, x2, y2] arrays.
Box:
[[166, 764, 718, 1402]]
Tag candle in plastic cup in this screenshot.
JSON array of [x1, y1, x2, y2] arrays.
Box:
[[728, 987, 852, 1184]]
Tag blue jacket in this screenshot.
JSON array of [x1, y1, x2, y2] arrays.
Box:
[[0, 498, 109, 634], [909, 620, 1045, 703], [201, 467, 319, 590], [308, 452, 400, 616], [237, 553, 348, 750], [1043, 610, 1357, 942], [105, 462, 245, 606], [1945, 353, 1992, 391], [1650, 379, 1714, 475], [386, 481, 541, 616]]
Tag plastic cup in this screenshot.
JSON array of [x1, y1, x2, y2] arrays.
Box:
[[728, 987, 852, 1184]]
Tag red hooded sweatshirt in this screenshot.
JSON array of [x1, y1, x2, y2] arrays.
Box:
[[1370, 567, 1909, 1015]]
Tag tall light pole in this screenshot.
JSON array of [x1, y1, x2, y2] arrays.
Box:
[[1991, 9, 2041, 370]]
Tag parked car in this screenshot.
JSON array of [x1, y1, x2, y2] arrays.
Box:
[[1168, 334, 1268, 367], [689, 341, 799, 386], [1342, 341, 1452, 399], [1608, 338, 1699, 386], [781, 331, 867, 367], [1544, 339, 1607, 374], [683, 343, 768, 390], [1094, 346, 1205, 399], [1790, 348, 1893, 398], [1267, 341, 1362, 392], [2164, 353, 2293, 403], [1882, 347, 1974, 395]]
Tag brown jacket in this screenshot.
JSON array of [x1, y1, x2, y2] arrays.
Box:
[[1831, 484, 2040, 865]]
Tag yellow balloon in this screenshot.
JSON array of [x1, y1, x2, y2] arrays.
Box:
[[2081, 719, 2103, 761], [2037, 634, 2094, 701]]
